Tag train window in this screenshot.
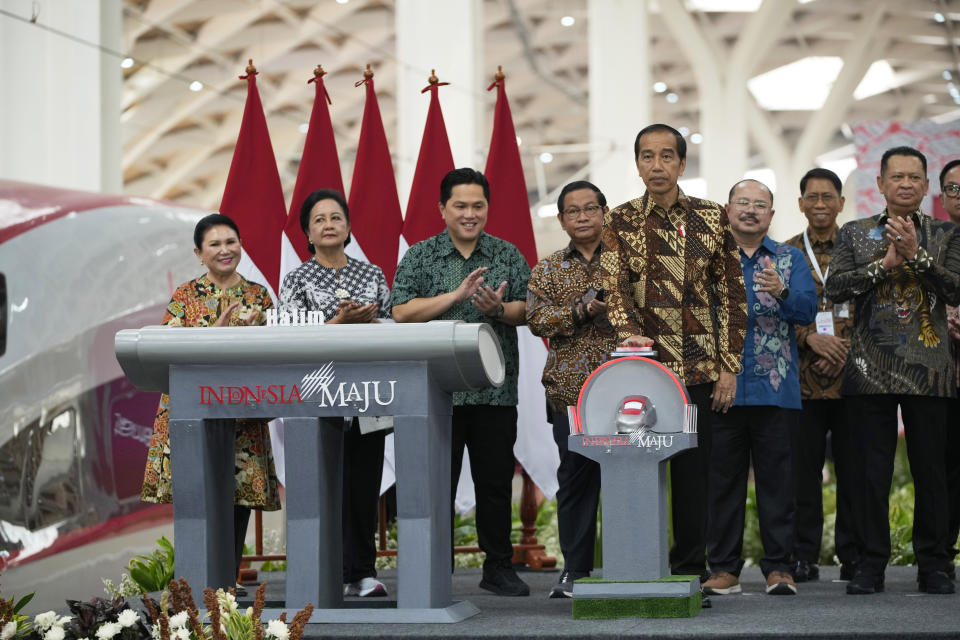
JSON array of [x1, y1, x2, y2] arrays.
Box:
[[23, 408, 82, 530], [0, 272, 5, 357], [0, 421, 34, 527]]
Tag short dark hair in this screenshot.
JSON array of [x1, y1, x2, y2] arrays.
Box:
[[728, 179, 774, 207], [299, 188, 351, 252], [880, 146, 927, 175], [634, 124, 686, 162], [799, 168, 842, 196], [940, 159, 960, 189], [439, 168, 490, 205], [557, 180, 607, 212], [194, 213, 240, 249]]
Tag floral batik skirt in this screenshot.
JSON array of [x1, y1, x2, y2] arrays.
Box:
[[140, 393, 281, 510]]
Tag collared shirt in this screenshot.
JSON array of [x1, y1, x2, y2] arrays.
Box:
[[391, 230, 530, 406], [784, 227, 852, 400], [527, 241, 618, 409], [734, 236, 817, 410], [824, 210, 960, 397], [600, 189, 748, 387]]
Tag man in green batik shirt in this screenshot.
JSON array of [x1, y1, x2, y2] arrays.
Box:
[[392, 167, 531, 597]]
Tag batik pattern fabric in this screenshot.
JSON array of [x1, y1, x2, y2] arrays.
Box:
[[277, 256, 392, 322], [824, 210, 960, 398], [600, 190, 748, 386], [140, 275, 282, 510], [785, 228, 853, 400], [527, 242, 618, 409], [392, 231, 530, 406], [735, 237, 818, 409]]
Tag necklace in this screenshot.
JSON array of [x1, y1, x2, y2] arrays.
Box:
[[313, 254, 350, 300], [334, 268, 350, 301]]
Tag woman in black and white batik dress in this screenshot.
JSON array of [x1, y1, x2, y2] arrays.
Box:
[[278, 188, 392, 598]]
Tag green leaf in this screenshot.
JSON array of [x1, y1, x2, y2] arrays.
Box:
[[13, 592, 34, 613]]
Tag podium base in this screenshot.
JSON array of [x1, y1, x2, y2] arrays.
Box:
[[572, 576, 701, 619], [249, 600, 480, 624]]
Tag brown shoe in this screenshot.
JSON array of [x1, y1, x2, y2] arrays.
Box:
[[766, 570, 797, 595], [702, 570, 741, 595]]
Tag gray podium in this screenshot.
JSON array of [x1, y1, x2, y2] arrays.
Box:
[[115, 321, 505, 623], [568, 355, 700, 607]]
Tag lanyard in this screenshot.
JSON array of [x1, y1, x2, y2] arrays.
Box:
[[803, 228, 829, 308]]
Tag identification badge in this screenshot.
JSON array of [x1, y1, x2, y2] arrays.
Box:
[[816, 311, 835, 336], [834, 302, 850, 319]]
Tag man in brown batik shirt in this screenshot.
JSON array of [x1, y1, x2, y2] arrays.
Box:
[[528, 180, 617, 598], [784, 168, 858, 583], [600, 123, 747, 581]]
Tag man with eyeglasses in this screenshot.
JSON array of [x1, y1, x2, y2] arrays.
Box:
[[939, 158, 960, 581], [783, 168, 859, 584], [527, 180, 616, 598], [703, 179, 816, 596], [825, 146, 960, 595], [601, 123, 747, 585]]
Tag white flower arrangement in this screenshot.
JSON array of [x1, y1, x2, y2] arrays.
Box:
[[166, 612, 188, 630], [44, 626, 66, 640], [263, 620, 288, 640], [1, 622, 18, 640], [94, 622, 122, 640], [116, 611, 139, 630], [33, 612, 59, 632]]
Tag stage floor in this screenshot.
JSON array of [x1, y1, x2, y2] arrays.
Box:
[[245, 564, 960, 639]]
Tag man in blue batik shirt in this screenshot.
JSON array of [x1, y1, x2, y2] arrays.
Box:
[[702, 179, 817, 597]]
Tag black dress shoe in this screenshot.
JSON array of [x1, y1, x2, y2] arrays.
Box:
[[792, 560, 820, 583], [549, 569, 589, 598], [846, 571, 884, 595], [948, 564, 956, 581], [839, 563, 858, 581], [918, 571, 956, 594]]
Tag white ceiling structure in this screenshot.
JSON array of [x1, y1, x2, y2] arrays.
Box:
[[120, 0, 960, 236]]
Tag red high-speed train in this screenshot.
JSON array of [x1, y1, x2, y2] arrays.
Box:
[[0, 180, 206, 571]]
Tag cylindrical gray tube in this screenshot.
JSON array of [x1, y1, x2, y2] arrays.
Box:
[[115, 320, 505, 394]]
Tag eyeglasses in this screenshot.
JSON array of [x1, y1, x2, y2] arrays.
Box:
[[943, 184, 960, 198], [731, 198, 770, 211], [562, 204, 604, 219], [802, 193, 838, 204]]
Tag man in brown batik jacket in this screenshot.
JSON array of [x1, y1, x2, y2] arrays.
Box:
[[600, 123, 747, 582]]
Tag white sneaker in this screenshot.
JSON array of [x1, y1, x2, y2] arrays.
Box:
[[344, 577, 388, 597]]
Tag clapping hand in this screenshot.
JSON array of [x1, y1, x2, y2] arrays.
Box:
[[884, 215, 919, 261], [213, 301, 259, 326], [332, 300, 379, 324], [471, 281, 507, 316], [755, 256, 786, 298]]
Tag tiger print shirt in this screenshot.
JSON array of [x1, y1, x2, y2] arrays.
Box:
[[600, 190, 747, 387], [824, 210, 960, 397]]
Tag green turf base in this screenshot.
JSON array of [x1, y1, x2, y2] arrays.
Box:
[[572, 592, 701, 619]]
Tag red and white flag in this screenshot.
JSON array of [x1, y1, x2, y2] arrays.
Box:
[[281, 65, 349, 280], [347, 66, 403, 286], [402, 75, 455, 246], [483, 68, 558, 500], [220, 60, 287, 298]]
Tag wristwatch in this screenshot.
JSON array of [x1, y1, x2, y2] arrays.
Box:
[[490, 303, 505, 319], [775, 286, 790, 301]]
